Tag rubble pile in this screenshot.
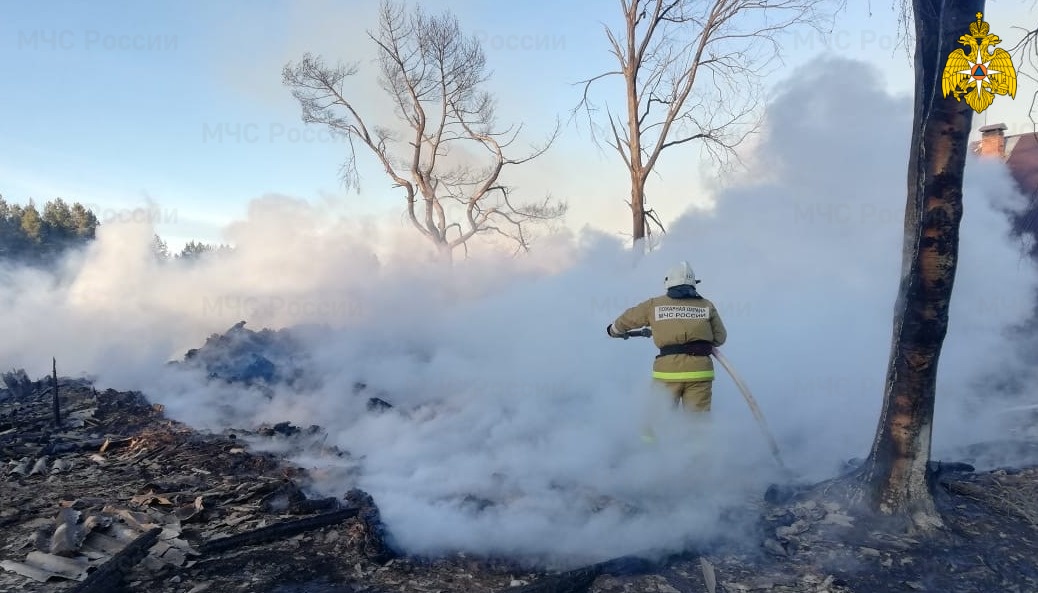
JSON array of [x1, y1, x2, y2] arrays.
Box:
[[169, 322, 402, 410], [172, 321, 315, 392], [0, 375, 534, 592]]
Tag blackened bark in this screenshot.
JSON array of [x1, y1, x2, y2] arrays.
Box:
[[856, 0, 981, 524]]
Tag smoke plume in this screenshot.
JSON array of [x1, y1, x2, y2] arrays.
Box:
[[1, 57, 1035, 567]]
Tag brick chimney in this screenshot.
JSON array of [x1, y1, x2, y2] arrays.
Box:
[[977, 123, 1008, 157]]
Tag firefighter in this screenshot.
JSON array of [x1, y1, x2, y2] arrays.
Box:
[[607, 261, 727, 412]]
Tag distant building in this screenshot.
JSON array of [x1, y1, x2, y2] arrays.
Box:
[[972, 123, 1038, 255], [973, 123, 1038, 199]]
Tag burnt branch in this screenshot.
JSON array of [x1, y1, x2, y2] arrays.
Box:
[[199, 508, 358, 556], [68, 527, 162, 593]]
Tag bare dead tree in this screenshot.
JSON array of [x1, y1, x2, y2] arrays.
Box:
[[573, 0, 830, 249], [282, 0, 565, 263]]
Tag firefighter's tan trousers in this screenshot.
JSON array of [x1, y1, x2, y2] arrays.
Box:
[[657, 379, 713, 412], [640, 379, 713, 444]]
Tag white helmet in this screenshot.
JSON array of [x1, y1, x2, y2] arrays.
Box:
[[664, 261, 700, 289]]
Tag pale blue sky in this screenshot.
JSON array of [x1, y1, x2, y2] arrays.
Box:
[[1, 0, 1033, 251]]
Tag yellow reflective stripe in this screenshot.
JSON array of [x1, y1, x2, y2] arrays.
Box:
[[652, 370, 715, 381]]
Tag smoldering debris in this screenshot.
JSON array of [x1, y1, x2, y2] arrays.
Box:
[[2, 369, 34, 400], [169, 322, 399, 413], [3, 353, 1038, 592], [164, 321, 1038, 591], [0, 372, 415, 592], [0, 367, 571, 592], [171, 321, 317, 392]]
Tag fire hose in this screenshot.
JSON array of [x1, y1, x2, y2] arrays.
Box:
[[621, 328, 789, 472]]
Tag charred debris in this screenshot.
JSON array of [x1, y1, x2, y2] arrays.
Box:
[[1, 321, 1037, 592]]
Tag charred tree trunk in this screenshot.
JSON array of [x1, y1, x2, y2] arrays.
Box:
[[854, 0, 981, 527], [51, 357, 60, 427]]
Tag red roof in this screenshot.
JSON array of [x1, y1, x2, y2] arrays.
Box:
[[1006, 132, 1038, 200]]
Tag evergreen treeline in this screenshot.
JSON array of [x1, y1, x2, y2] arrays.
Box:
[[0, 195, 231, 264], [151, 236, 234, 261], [0, 196, 98, 263]]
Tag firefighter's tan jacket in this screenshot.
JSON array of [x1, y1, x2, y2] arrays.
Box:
[[611, 295, 727, 382]]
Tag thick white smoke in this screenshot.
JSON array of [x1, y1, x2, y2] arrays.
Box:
[[1, 57, 1035, 567]]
